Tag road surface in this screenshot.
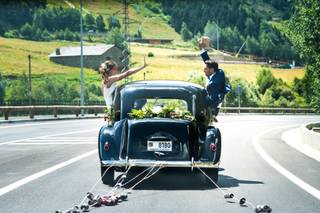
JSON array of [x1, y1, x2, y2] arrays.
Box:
[[0, 115, 319, 213]]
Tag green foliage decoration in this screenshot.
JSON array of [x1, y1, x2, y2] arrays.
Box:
[[128, 102, 194, 121]]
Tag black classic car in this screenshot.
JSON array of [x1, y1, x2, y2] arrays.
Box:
[[98, 80, 221, 185]]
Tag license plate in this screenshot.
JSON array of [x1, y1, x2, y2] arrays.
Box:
[[147, 141, 172, 152]]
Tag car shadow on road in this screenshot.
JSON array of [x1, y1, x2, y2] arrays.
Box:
[[120, 168, 264, 191]]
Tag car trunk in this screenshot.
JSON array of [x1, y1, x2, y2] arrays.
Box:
[[124, 118, 197, 161]]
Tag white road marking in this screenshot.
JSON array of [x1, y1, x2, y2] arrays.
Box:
[[24, 138, 96, 142], [0, 149, 98, 196], [253, 127, 320, 201], [0, 129, 98, 146], [8, 142, 96, 145], [0, 120, 103, 129]]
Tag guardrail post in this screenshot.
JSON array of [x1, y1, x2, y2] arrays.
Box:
[[4, 110, 9, 120], [29, 109, 34, 119], [53, 108, 58, 118]]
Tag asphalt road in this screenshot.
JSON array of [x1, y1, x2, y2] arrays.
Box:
[[0, 115, 319, 213]]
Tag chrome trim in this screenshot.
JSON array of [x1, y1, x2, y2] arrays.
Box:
[[101, 159, 219, 168], [192, 95, 196, 116]]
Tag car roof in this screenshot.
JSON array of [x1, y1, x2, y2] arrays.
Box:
[[118, 80, 204, 93]]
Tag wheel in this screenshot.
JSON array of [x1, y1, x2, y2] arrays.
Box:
[[214, 128, 222, 164], [101, 166, 115, 185], [204, 168, 219, 185]]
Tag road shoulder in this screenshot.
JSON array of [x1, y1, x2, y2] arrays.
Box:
[[282, 127, 320, 162]]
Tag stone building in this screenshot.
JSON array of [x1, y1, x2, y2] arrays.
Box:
[[49, 45, 125, 70]]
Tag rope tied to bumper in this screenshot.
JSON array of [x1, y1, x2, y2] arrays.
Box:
[[56, 163, 163, 213], [195, 165, 272, 213]]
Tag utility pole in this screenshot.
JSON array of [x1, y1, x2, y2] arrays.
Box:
[[28, 54, 33, 119], [28, 55, 32, 106], [237, 84, 241, 114], [123, 0, 129, 41], [122, 0, 130, 83], [80, 0, 85, 116], [216, 21, 219, 53]]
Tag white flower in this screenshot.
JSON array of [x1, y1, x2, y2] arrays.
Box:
[[174, 107, 182, 116], [152, 106, 162, 114]]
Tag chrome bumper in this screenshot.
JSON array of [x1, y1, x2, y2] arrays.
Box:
[[101, 159, 219, 168]]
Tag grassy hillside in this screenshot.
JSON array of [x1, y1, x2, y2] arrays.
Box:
[[47, 0, 181, 40], [0, 37, 304, 84]]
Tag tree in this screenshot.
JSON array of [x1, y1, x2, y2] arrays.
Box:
[[256, 68, 277, 94], [20, 23, 33, 39], [5, 73, 29, 102], [108, 15, 121, 29], [105, 27, 127, 50], [0, 72, 5, 105], [246, 36, 261, 55], [226, 78, 259, 107], [0, 24, 4, 36], [244, 17, 255, 36], [85, 13, 96, 31], [285, 0, 320, 111], [204, 21, 219, 47], [220, 27, 244, 52], [96, 14, 106, 32], [259, 32, 276, 58], [180, 22, 192, 41], [134, 24, 143, 38], [63, 28, 75, 41], [187, 72, 206, 87]]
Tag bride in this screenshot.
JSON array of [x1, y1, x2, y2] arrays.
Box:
[[99, 58, 147, 106]]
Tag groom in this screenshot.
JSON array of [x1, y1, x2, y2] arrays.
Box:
[[198, 36, 229, 119]]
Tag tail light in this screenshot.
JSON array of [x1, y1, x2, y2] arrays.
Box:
[[104, 142, 110, 151], [209, 143, 217, 152]]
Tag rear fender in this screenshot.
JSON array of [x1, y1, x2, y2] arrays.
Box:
[[200, 126, 221, 163], [98, 119, 127, 161]]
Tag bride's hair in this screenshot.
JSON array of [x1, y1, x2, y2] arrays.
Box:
[[99, 60, 117, 81]]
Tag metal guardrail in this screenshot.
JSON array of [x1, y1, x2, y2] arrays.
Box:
[[221, 107, 315, 114], [0, 105, 106, 120], [0, 105, 315, 121]]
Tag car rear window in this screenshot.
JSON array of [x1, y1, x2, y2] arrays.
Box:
[[133, 98, 188, 111]]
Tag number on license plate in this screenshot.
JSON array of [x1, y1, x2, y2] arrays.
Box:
[[147, 141, 172, 152]]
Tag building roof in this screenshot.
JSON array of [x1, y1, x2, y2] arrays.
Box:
[[49, 45, 115, 57]]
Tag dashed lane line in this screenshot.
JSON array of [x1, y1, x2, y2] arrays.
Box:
[[253, 126, 320, 201], [0, 128, 98, 146], [0, 120, 102, 129], [0, 149, 97, 196]]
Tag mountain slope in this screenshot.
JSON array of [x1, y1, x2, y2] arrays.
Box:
[[47, 0, 180, 40]]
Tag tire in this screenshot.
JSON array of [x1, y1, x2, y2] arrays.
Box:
[[101, 166, 115, 185], [204, 168, 219, 184], [214, 128, 222, 164]]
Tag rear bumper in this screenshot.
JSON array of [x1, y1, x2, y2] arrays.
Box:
[[101, 159, 219, 168]]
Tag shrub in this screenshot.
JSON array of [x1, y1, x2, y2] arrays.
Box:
[[147, 52, 154, 57], [4, 29, 20, 38], [256, 68, 277, 94], [187, 71, 206, 87]]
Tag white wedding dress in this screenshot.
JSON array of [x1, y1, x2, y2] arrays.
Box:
[[103, 82, 117, 107]]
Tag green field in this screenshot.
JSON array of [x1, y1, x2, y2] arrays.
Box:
[[0, 37, 304, 84]]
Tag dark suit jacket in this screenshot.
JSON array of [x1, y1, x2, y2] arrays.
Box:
[[201, 50, 226, 108]]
